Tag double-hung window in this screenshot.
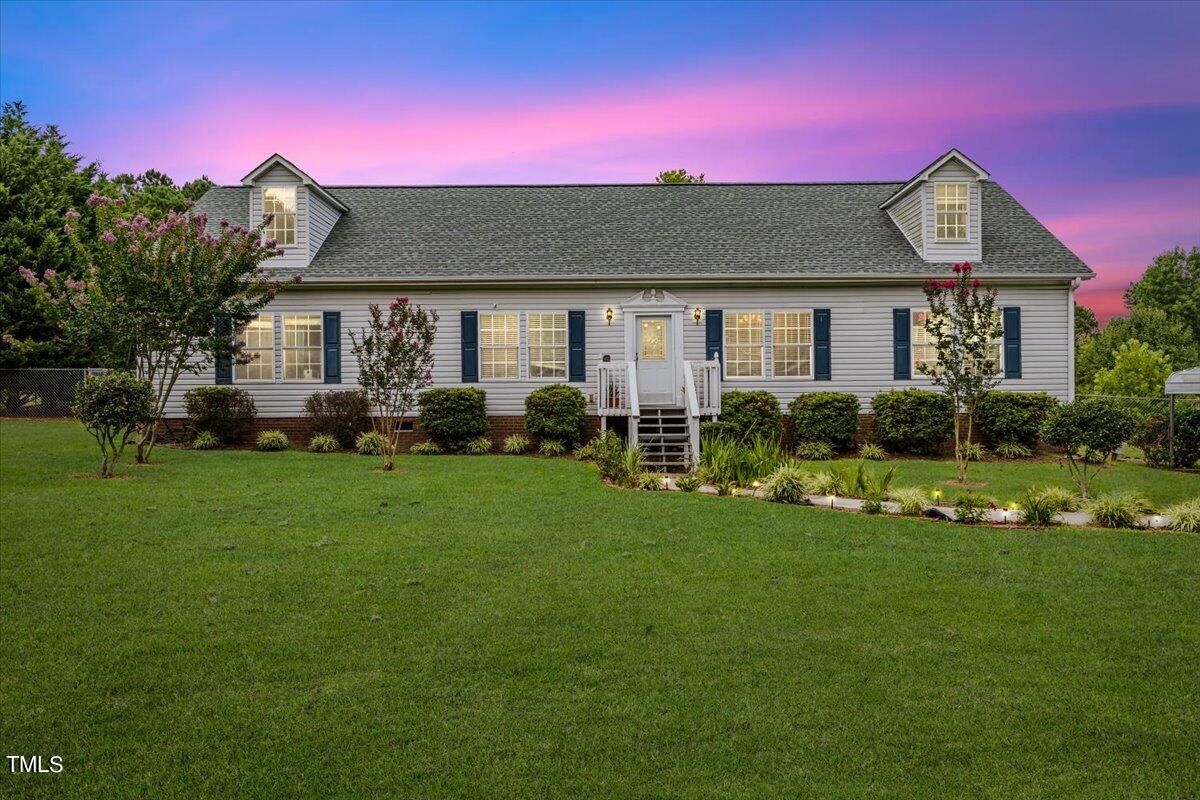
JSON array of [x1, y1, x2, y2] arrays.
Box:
[[912, 310, 1002, 375], [235, 314, 275, 381], [724, 312, 764, 378], [282, 314, 322, 380], [479, 312, 519, 380], [935, 183, 968, 241], [263, 187, 296, 246], [527, 312, 567, 379], [772, 311, 812, 378]]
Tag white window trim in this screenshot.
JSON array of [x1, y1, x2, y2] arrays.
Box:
[[934, 182, 970, 243], [281, 313, 324, 383], [262, 186, 299, 249], [722, 309, 766, 380], [478, 310, 520, 382], [770, 309, 815, 381], [233, 313, 276, 384], [910, 308, 1003, 377], [525, 310, 569, 383]]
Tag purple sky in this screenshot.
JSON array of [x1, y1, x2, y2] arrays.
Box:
[[2, 0, 1197, 319]]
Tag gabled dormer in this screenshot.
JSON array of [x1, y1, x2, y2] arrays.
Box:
[[241, 154, 347, 270], [881, 149, 988, 263]]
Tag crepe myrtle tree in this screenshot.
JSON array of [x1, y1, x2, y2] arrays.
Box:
[[350, 296, 438, 471], [16, 193, 290, 463], [918, 261, 1003, 483]]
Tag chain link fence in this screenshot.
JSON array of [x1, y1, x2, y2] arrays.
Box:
[[1077, 393, 1199, 467], [0, 368, 108, 418]]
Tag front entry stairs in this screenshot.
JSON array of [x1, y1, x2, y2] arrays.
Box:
[[637, 406, 692, 472]]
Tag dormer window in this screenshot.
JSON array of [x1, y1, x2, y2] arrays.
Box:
[[263, 187, 296, 246], [935, 183, 969, 241]]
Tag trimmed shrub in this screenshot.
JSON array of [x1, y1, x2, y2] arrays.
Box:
[[954, 493, 990, 525], [699, 420, 737, 441], [1132, 405, 1200, 469], [975, 391, 1058, 449], [858, 443, 886, 461], [539, 439, 567, 457], [761, 463, 811, 504], [788, 392, 859, 450], [409, 440, 442, 455], [871, 389, 954, 454], [308, 434, 340, 453], [1041, 398, 1137, 497], [464, 436, 493, 455], [993, 441, 1033, 459], [795, 441, 834, 461], [581, 431, 627, 482], [70, 371, 158, 476], [355, 431, 384, 455], [889, 487, 930, 516], [1087, 491, 1151, 529], [256, 430, 289, 451], [503, 434, 531, 455], [524, 384, 587, 447], [719, 390, 781, 441], [418, 388, 488, 450], [1163, 497, 1200, 533], [304, 390, 370, 448], [191, 430, 220, 450], [183, 386, 256, 444], [674, 473, 703, 492]]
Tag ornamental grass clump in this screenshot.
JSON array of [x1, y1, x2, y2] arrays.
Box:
[[698, 435, 745, 486], [1162, 498, 1200, 533], [993, 441, 1033, 459], [503, 434, 531, 455], [464, 437, 493, 455], [1016, 487, 1067, 527], [1086, 492, 1151, 529], [746, 434, 787, 481], [889, 487, 930, 516], [807, 468, 848, 498], [956, 442, 985, 462], [408, 441, 442, 455], [636, 472, 667, 491], [307, 434, 339, 453], [761, 463, 811, 505], [256, 430, 289, 451], [355, 431, 384, 455], [1033, 486, 1082, 512], [191, 431, 220, 451], [674, 472, 703, 493], [858, 443, 886, 461], [539, 439, 567, 457], [619, 445, 646, 487], [795, 441, 834, 461]]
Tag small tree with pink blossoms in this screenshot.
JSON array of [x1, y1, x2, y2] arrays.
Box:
[[19, 193, 288, 463], [349, 297, 438, 471], [918, 261, 1004, 484]]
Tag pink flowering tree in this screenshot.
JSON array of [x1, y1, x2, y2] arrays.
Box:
[[349, 296, 438, 471], [19, 193, 289, 463], [918, 261, 1003, 483]]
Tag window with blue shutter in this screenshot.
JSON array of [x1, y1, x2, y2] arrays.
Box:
[[568, 310, 585, 382], [323, 311, 341, 383], [705, 310, 723, 372], [814, 308, 831, 380], [461, 311, 479, 383], [1003, 306, 1021, 379], [892, 308, 911, 379], [215, 315, 233, 384]]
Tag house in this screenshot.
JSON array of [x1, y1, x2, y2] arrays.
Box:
[[167, 149, 1092, 467]]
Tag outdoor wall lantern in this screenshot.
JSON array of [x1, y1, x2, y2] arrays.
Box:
[[693, 307, 703, 325], [605, 307, 614, 325]]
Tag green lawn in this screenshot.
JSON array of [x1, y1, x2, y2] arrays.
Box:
[[2, 420, 1198, 799]]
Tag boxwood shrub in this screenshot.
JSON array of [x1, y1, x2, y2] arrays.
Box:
[[720, 390, 781, 441], [418, 387, 488, 451], [974, 391, 1058, 449], [304, 389, 370, 448], [871, 389, 953, 454], [788, 392, 859, 450], [183, 386, 256, 444], [524, 384, 587, 447]]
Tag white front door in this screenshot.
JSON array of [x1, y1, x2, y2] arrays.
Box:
[[636, 315, 676, 405]]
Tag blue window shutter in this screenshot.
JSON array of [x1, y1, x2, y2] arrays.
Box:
[[892, 308, 911, 380], [215, 316, 233, 385], [1003, 306, 1022, 379], [568, 310, 586, 382], [461, 311, 479, 383], [814, 308, 831, 380], [323, 311, 341, 383], [705, 310, 723, 372]]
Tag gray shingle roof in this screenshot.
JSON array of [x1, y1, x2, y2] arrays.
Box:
[[196, 181, 1092, 281]]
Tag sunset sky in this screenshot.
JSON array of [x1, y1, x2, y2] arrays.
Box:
[[2, 0, 1197, 319]]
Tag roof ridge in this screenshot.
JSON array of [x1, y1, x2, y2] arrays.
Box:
[[216, 180, 909, 189]]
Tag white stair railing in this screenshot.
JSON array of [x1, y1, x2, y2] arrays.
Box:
[[626, 361, 640, 444], [682, 363, 701, 467], [690, 357, 721, 415]]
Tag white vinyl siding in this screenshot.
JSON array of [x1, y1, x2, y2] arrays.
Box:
[[282, 314, 323, 381], [724, 312, 764, 378], [479, 312, 519, 380], [935, 183, 969, 241], [235, 314, 275, 382], [527, 312, 567, 379], [773, 310, 813, 378]]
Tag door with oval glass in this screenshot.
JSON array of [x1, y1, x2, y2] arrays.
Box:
[[636, 315, 676, 405]]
